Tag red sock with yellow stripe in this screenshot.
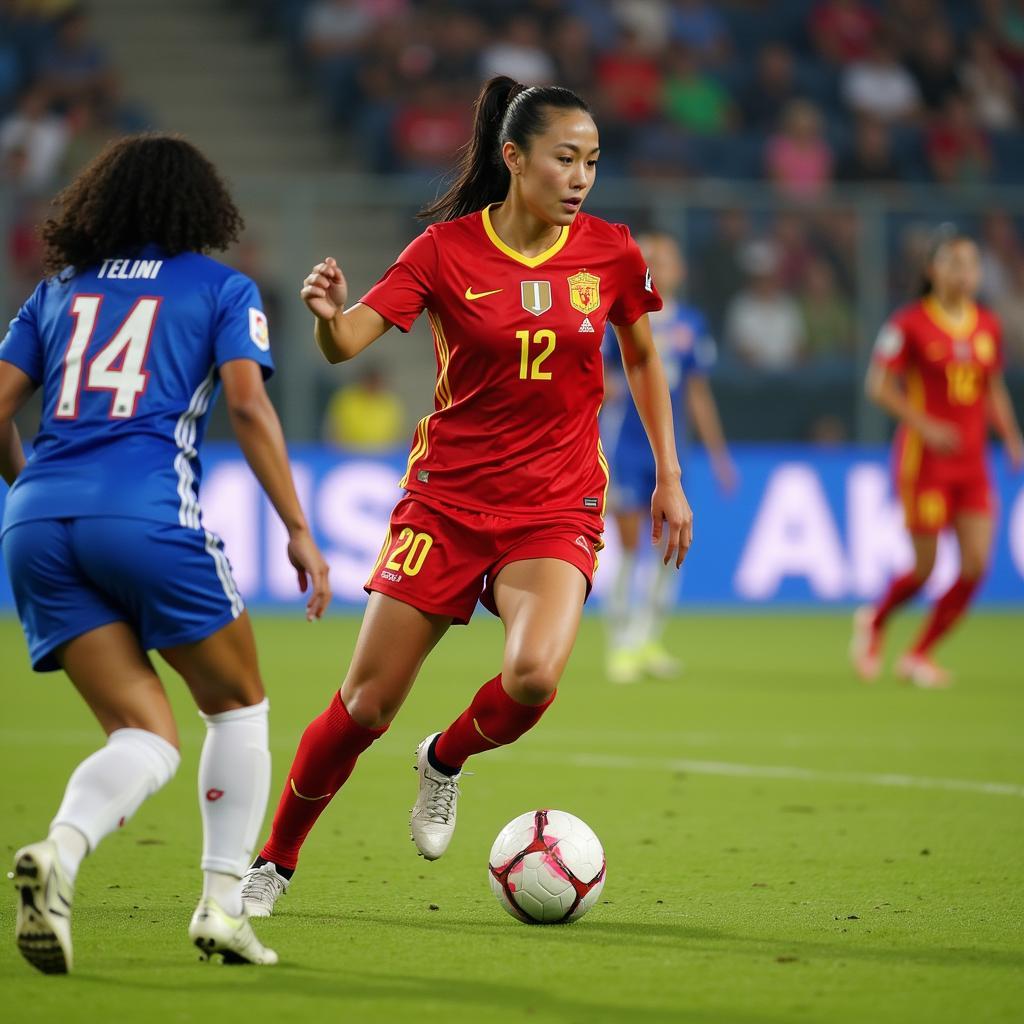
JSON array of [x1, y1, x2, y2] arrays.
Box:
[[432, 674, 555, 772], [260, 691, 386, 870]]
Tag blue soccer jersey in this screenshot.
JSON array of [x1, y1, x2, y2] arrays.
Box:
[[0, 245, 273, 535], [602, 298, 715, 457]]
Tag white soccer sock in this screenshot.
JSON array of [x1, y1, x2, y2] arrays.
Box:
[[606, 549, 637, 652], [48, 824, 89, 883], [635, 557, 680, 649], [50, 728, 180, 880], [198, 699, 270, 914]]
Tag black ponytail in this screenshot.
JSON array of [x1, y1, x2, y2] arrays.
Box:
[[419, 76, 591, 222]]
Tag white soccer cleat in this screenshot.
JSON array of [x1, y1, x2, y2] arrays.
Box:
[[10, 840, 74, 975], [188, 897, 278, 965], [410, 733, 461, 861], [896, 653, 953, 690], [639, 642, 682, 679], [850, 605, 882, 682], [240, 861, 290, 918], [606, 648, 643, 685]]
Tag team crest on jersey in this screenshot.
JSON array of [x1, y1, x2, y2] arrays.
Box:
[[521, 281, 552, 316], [249, 308, 270, 351], [973, 331, 995, 365], [568, 272, 600, 314]]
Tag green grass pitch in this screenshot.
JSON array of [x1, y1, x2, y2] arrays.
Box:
[[2, 610, 1022, 1024]]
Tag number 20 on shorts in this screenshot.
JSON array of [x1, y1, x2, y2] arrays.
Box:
[[386, 529, 433, 576]]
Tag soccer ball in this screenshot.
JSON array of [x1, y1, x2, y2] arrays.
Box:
[[488, 809, 606, 924]]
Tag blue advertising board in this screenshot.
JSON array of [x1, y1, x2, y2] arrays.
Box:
[[1, 443, 1022, 610]]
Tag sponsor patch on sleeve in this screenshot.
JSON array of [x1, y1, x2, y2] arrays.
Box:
[[249, 307, 270, 351]]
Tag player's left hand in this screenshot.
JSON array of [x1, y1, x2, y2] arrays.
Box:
[[287, 528, 332, 621], [651, 477, 693, 568]]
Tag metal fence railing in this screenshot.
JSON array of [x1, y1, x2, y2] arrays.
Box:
[[4, 176, 1022, 444]]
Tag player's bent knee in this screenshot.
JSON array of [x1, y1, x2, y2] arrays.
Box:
[[960, 559, 987, 583], [342, 684, 402, 730], [503, 662, 560, 706], [912, 558, 936, 583]]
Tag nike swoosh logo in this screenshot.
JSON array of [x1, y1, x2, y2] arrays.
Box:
[[472, 717, 501, 746], [465, 287, 503, 301], [290, 777, 332, 801]]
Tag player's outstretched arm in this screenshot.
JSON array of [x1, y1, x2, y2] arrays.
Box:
[[613, 315, 693, 567], [686, 375, 737, 493], [220, 358, 331, 620], [301, 257, 391, 364], [0, 362, 34, 485], [987, 372, 1024, 470]]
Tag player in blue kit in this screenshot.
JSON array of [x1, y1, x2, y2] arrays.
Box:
[[0, 134, 330, 973], [601, 232, 735, 684]]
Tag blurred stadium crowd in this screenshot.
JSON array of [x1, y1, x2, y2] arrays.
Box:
[[242, 0, 1024, 373], [2, 0, 1023, 444], [254, 0, 1024, 188], [0, 2, 151, 304]]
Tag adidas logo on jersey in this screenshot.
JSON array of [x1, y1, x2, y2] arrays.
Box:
[[579, 317, 595, 333]]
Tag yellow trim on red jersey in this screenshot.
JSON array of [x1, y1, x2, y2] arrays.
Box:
[[921, 296, 978, 339], [596, 437, 611, 517], [481, 204, 570, 268], [399, 312, 455, 489], [428, 311, 454, 410], [399, 417, 430, 489], [898, 368, 925, 521]]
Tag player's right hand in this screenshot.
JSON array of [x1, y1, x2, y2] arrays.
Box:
[[301, 257, 348, 321], [286, 528, 332, 621], [919, 417, 961, 455]]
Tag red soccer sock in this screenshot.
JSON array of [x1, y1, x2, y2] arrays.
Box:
[[260, 691, 386, 870], [433, 674, 555, 771], [911, 576, 980, 656], [873, 570, 926, 629]]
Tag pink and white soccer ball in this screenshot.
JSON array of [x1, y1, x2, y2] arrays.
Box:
[[488, 809, 606, 924]]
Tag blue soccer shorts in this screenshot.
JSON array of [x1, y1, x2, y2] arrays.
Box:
[[608, 439, 657, 514], [2, 517, 244, 672]]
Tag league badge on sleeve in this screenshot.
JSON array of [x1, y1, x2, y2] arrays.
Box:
[[874, 323, 903, 358], [568, 272, 600, 315], [973, 331, 995, 365], [249, 308, 270, 351]]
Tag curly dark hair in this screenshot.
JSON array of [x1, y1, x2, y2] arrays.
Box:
[[41, 133, 244, 275]]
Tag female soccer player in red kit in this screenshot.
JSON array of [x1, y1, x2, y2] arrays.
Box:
[[241, 76, 693, 913], [851, 233, 1023, 688]]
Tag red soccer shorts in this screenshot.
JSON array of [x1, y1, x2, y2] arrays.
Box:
[[897, 462, 993, 533], [364, 496, 602, 623]]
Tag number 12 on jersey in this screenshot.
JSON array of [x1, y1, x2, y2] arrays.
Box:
[[56, 294, 161, 419], [518, 329, 556, 381]]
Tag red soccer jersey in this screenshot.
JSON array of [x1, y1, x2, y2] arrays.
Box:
[[359, 206, 662, 520], [872, 296, 1002, 477]]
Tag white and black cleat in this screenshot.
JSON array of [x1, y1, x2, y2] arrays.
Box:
[[10, 840, 74, 975], [410, 733, 461, 861], [188, 897, 278, 965]]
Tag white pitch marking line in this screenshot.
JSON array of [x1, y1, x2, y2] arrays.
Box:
[[496, 750, 1024, 798]]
